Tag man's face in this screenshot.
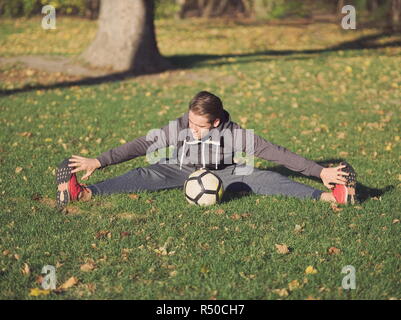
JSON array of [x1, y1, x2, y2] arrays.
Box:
[[188, 110, 220, 140]]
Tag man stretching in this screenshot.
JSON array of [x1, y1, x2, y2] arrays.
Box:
[[56, 91, 357, 209]]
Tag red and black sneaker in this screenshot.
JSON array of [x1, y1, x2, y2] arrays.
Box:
[[332, 161, 357, 205], [56, 158, 85, 210]]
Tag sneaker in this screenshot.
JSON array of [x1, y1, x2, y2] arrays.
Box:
[[56, 158, 85, 209], [332, 161, 357, 204]]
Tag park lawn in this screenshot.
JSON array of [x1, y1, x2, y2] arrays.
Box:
[[0, 17, 400, 300]]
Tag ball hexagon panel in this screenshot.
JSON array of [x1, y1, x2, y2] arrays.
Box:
[[200, 173, 220, 191], [184, 178, 203, 200], [197, 193, 218, 206]]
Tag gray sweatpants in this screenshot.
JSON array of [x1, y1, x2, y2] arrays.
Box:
[[87, 163, 323, 200]]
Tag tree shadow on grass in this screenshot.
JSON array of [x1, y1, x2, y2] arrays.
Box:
[[222, 158, 395, 204], [1, 31, 400, 97]]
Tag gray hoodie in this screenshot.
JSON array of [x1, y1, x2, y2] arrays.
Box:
[[96, 110, 324, 178]]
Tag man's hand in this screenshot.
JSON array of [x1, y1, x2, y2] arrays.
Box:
[[320, 164, 350, 190], [68, 155, 101, 180]]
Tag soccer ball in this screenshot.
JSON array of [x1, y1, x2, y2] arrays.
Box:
[[184, 169, 224, 206]]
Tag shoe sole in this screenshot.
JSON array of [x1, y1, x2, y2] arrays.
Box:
[[340, 161, 357, 205], [56, 158, 72, 210]]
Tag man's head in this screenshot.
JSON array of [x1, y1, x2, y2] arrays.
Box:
[[188, 91, 223, 140]]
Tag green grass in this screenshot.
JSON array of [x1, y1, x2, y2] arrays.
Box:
[[0, 17, 400, 300]]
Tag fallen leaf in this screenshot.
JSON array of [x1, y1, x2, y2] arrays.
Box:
[[275, 244, 290, 254], [15, 167, 23, 174], [230, 213, 241, 220], [17, 131, 33, 138], [21, 263, 30, 275], [392, 219, 400, 224], [95, 230, 111, 239], [80, 262, 96, 272], [58, 276, 78, 290], [215, 209, 225, 215], [29, 288, 51, 296], [294, 224, 305, 233], [305, 266, 318, 275], [272, 288, 289, 297], [120, 231, 131, 238], [328, 247, 341, 255], [288, 280, 301, 291], [129, 194, 140, 200], [337, 132, 346, 139]]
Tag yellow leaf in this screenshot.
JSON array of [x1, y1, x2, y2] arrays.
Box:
[[29, 288, 51, 297], [305, 266, 318, 275], [15, 167, 23, 174], [58, 276, 78, 290], [385, 143, 392, 151], [288, 279, 300, 291], [272, 288, 289, 297]]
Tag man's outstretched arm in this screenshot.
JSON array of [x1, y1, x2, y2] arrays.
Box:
[[235, 128, 349, 188], [67, 121, 172, 180], [96, 135, 156, 169]]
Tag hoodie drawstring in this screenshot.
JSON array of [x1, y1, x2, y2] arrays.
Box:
[[179, 137, 220, 170]]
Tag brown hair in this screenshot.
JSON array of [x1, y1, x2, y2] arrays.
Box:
[[189, 91, 224, 123]]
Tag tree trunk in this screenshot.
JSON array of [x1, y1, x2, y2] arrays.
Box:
[[85, 0, 100, 20], [367, 0, 379, 12], [80, 0, 170, 74], [391, 0, 401, 30], [337, 0, 345, 16]]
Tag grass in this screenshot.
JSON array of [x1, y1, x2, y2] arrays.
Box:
[[0, 17, 400, 300]]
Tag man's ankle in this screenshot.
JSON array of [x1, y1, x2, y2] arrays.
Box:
[[320, 192, 336, 203], [78, 187, 92, 202]]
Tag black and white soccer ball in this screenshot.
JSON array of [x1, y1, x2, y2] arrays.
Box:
[[184, 169, 224, 206]]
